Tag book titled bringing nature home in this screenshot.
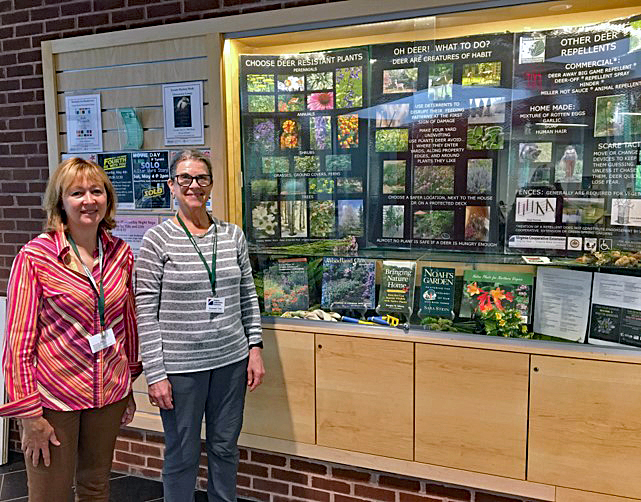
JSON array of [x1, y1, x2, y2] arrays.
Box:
[[418, 266, 455, 318], [460, 270, 533, 322], [263, 257, 309, 313], [377, 260, 416, 316], [321, 257, 376, 310]]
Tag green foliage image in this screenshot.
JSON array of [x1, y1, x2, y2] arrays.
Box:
[[376, 129, 409, 152], [467, 125, 504, 150], [413, 210, 454, 240]]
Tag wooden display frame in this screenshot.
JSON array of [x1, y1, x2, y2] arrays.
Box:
[[41, 1, 641, 500]]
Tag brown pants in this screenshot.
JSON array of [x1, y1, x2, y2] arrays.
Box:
[[25, 397, 128, 502]]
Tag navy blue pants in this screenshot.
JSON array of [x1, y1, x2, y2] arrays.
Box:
[[160, 358, 248, 502]]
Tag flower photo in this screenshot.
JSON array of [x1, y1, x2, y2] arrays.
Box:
[[335, 66, 363, 108], [413, 165, 454, 195], [466, 159, 492, 194], [337, 114, 359, 149], [278, 94, 304, 112], [310, 200, 335, 238], [310, 116, 331, 150], [383, 68, 418, 93], [278, 75, 305, 92], [338, 199, 364, 237], [261, 156, 289, 174], [252, 201, 277, 238], [294, 155, 321, 173], [247, 74, 274, 92], [307, 92, 334, 111], [307, 72, 333, 90], [464, 206, 490, 242], [308, 177, 334, 194], [251, 119, 275, 154], [280, 119, 300, 149]]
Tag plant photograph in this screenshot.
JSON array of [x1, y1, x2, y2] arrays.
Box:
[[280, 200, 308, 237], [263, 261, 309, 313], [307, 92, 334, 111], [464, 206, 490, 242], [307, 72, 333, 90], [382, 205, 405, 238], [467, 125, 504, 150], [308, 177, 334, 194], [338, 199, 364, 237], [376, 103, 410, 127], [280, 178, 306, 195], [594, 94, 626, 137], [337, 177, 363, 193], [468, 97, 505, 124], [466, 159, 493, 194], [382, 160, 406, 194], [278, 94, 304, 112], [337, 114, 359, 149], [321, 258, 376, 309], [325, 154, 351, 172], [462, 62, 502, 87], [561, 197, 605, 224], [294, 155, 321, 173], [375, 129, 409, 152], [383, 68, 418, 93], [428, 63, 453, 101], [310, 200, 336, 238], [413, 165, 454, 195], [250, 179, 277, 197], [631, 20, 641, 52], [247, 74, 274, 92], [310, 116, 332, 150], [280, 119, 300, 149], [248, 95, 275, 113], [463, 276, 531, 324], [277, 74, 305, 92], [251, 119, 275, 154], [261, 156, 289, 174], [413, 210, 454, 239], [252, 201, 278, 238], [335, 66, 363, 108]]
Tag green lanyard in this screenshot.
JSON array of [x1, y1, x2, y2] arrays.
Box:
[[67, 233, 106, 331], [176, 214, 218, 296]]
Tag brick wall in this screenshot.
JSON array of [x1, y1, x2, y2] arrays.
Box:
[[0, 0, 343, 296]]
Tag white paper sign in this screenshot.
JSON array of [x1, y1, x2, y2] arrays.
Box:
[[112, 216, 160, 257], [163, 82, 204, 146], [533, 267, 592, 342], [65, 94, 103, 153], [592, 272, 641, 311]]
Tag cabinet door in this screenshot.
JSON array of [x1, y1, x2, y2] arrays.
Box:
[[529, 355, 641, 499], [243, 329, 315, 444], [415, 344, 529, 479], [316, 334, 414, 460]]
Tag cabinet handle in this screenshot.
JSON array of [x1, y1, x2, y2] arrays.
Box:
[[533, 367, 539, 372], [318, 344, 322, 349]]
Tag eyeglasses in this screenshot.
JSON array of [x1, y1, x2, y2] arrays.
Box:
[[174, 174, 213, 187]]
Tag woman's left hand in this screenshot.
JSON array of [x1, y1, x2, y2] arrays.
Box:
[[121, 394, 136, 426], [247, 347, 265, 392]]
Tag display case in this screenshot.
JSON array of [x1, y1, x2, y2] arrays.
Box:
[[223, 0, 641, 348]]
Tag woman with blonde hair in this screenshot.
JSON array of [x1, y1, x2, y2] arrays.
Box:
[[1, 157, 141, 502]]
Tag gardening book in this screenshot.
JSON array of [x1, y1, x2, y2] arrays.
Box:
[[460, 269, 533, 322], [321, 257, 376, 310], [263, 257, 309, 314], [377, 260, 416, 316], [418, 267, 455, 318]]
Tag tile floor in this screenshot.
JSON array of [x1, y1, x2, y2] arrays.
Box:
[[0, 451, 241, 501]]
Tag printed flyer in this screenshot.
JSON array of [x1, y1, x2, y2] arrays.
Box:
[[367, 34, 513, 251], [263, 258, 309, 313], [320, 257, 376, 310], [239, 48, 369, 247], [506, 15, 641, 255], [461, 269, 533, 322], [132, 151, 170, 209], [97, 152, 134, 209], [376, 260, 416, 315], [418, 266, 456, 317]]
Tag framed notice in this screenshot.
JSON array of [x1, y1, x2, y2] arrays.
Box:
[[162, 81, 204, 146], [65, 94, 103, 153]]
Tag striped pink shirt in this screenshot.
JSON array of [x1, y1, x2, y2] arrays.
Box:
[[1, 229, 142, 418]]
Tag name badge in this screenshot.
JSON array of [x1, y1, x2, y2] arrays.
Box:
[[89, 328, 116, 354], [206, 297, 225, 313]]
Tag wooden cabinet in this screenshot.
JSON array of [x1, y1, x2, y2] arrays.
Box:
[[415, 344, 529, 479], [529, 355, 641, 499], [315, 334, 414, 460], [243, 329, 316, 444]]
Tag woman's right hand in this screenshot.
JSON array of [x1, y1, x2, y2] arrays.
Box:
[[21, 417, 60, 467], [148, 379, 173, 410]]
